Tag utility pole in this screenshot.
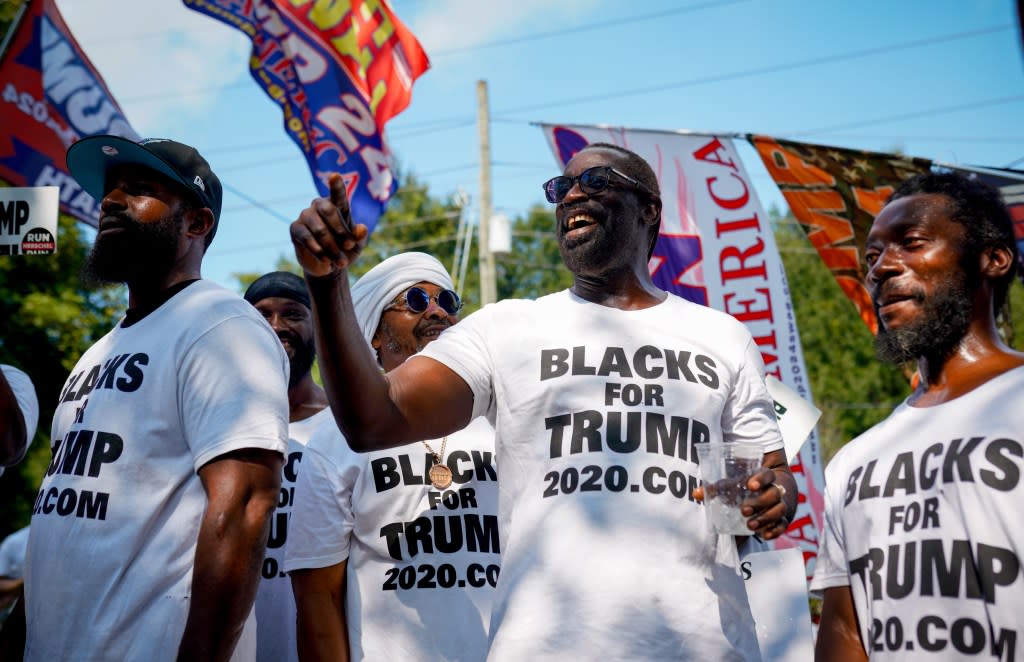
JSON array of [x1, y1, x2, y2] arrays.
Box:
[[476, 80, 497, 305]]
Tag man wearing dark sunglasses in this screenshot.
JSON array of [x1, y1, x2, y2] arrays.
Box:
[[291, 143, 794, 660], [285, 252, 498, 662]]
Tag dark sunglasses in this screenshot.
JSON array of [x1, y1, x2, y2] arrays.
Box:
[[385, 286, 463, 315], [542, 165, 655, 204]]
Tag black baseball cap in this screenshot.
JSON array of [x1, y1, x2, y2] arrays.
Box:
[[66, 135, 223, 239]]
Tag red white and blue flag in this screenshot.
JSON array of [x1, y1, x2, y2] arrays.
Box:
[[184, 0, 429, 232], [0, 0, 139, 226]]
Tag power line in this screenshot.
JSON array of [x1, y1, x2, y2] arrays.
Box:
[[221, 182, 292, 224], [120, 79, 252, 104], [786, 95, 1024, 137], [807, 133, 1024, 144], [430, 0, 753, 57], [495, 24, 1011, 116], [380, 25, 1011, 142]]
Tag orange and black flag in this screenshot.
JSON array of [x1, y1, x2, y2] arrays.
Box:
[[749, 136, 931, 334]]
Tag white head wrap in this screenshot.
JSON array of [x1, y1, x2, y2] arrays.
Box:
[[350, 252, 456, 356]]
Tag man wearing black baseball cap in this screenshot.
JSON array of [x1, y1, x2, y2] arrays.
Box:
[[24, 136, 290, 662]]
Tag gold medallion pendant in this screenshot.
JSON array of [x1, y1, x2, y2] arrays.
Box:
[[423, 436, 452, 490], [429, 462, 453, 490]]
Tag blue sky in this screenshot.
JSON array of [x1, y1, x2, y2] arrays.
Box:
[[56, 0, 1024, 290]]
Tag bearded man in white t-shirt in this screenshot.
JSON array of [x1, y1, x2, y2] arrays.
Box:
[[244, 271, 332, 662], [23, 136, 289, 662], [813, 173, 1024, 661], [288, 144, 795, 660], [285, 252, 499, 661]]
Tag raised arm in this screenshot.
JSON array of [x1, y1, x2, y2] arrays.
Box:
[[177, 448, 283, 661], [290, 174, 473, 451]]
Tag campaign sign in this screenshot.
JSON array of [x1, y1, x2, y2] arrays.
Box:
[[766, 375, 822, 461], [0, 186, 58, 255]]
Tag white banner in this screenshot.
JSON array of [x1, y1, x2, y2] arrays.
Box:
[[539, 124, 826, 580], [742, 547, 816, 661], [0, 186, 59, 255]]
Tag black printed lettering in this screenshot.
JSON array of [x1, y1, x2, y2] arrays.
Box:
[[75, 365, 101, 401], [32, 486, 109, 520], [540, 348, 569, 380], [117, 353, 148, 392], [96, 354, 130, 390], [605, 411, 642, 453], [942, 437, 983, 484], [980, 438, 1022, 491], [597, 347, 632, 378], [282, 450, 302, 483], [266, 511, 287, 549], [695, 354, 719, 389], [919, 443, 943, 490], [88, 432, 123, 477], [60, 370, 84, 404], [882, 452, 916, 497], [663, 350, 696, 383], [632, 345, 663, 379], [371, 456, 401, 492], [571, 346, 596, 376], [380, 514, 500, 561], [59, 430, 93, 476]]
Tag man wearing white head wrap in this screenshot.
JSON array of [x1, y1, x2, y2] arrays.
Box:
[[349, 252, 455, 354], [285, 252, 499, 662]]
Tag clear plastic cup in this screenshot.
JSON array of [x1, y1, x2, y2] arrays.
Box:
[[695, 441, 764, 535]]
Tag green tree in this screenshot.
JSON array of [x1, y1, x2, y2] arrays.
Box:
[[0, 212, 122, 536], [771, 210, 910, 460], [495, 204, 572, 300]]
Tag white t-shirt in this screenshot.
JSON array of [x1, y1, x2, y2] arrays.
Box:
[[285, 416, 500, 661], [418, 289, 783, 661], [255, 406, 333, 662], [0, 526, 30, 579], [24, 280, 289, 662], [812, 365, 1024, 661], [1, 364, 39, 473]]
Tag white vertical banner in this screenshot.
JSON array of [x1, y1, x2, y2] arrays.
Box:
[[539, 123, 825, 580]]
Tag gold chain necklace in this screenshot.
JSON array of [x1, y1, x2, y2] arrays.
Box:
[[422, 436, 452, 489]]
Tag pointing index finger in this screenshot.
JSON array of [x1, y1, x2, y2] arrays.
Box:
[[327, 172, 352, 231]]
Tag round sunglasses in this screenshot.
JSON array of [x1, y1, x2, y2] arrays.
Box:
[[542, 165, 655, 204], [385, 286, 463, 315]]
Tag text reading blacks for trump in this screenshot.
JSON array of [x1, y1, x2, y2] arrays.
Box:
[[844, 435, 1023, 661]]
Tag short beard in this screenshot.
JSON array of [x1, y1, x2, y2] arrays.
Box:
[[874, 269, 975, 365], [83, 210, 183, 287], [288, 337, 316, 389], [559, 227, 618, 274]]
